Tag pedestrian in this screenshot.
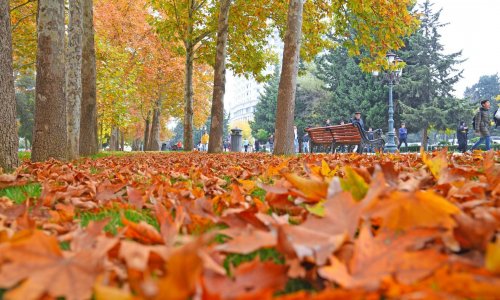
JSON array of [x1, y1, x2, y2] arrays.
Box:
[[470, 99, 492, 151], [254, 139, 260, 152], [268, 134, 274, 152], [324, 119, 331, 126], [351, 112, 365, 130], [397, 123, 408, 151], [366, 127, 374, 152], [456, 121, 468, 153], [243, 138, 249, 152], [201, 132, 209, 151], [303, 132, 310, 153], [223, 139, 229, 152]]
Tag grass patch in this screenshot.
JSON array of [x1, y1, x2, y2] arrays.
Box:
[[223, 248, 284, 275], [275, 278, 316, 296], [18, 151, 31, 161], [0, 183, 41, 204], [250, 187, 266, 201], [78, 208, 159, 235], [86, 151, 135, 160]]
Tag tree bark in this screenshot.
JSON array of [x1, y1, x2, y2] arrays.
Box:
[[0, 0, 20, 171], [120, 130, 124, 151], [110, 127, 119, 151], [208, 0, 231, 153], [422, 127, 428, 151], [66, 0, 83, 159], [183, 45, 194, 151], [32, 0, 67, 162], [79, 0, 98, 156], [273, 0, 304, 155], [144, 110, 151, 151], [148, 97, 162, 151], [132, 138, 141, 151]]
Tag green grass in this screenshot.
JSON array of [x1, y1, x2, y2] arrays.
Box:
[[223, 248, 284, 276], [250, 187, 266, 201], [275, 278, 316, 296], [0, 183, 41, 204], [78, 208, 159, 235], [18, 151, 31, 160]]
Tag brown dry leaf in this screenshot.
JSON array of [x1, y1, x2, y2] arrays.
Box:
[[216, 227, 276, 255], [203, 260, 287, 300], [118, 240, 168, 271], [319, 226, 447, 289], [365, 190, 460, 231], [0, 230, 103, 300], [153, 242, 204, 300], [122, 216, 164, 245], [282, 173, 328, 203], [126, 186, 145, 209]]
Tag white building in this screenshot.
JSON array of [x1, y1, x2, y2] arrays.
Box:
[[225, 33, 284, 124]]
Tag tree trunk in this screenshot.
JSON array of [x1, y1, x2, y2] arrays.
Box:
[[66, 0, 83, 159], [120, 130, 124, 151], [132, 138, 141, 151], [148, 97, 162, 151], [79, 0, 98, 156], [422, 127, 428, 151], [109, 127, 119, 151], [0, 0, 19, 171], [32, 0, 67, 162], [208, 0, 231, 153], [273, 0, 304, 155], [144, 110, 151, 151], [183, 45, 194, 151]]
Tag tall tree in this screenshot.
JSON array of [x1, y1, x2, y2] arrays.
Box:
[[464, 74, 500, 113], [67, 0, 84, 159], [397, 0, 468, 149], [208, 0, 231, 153], [80, 0, 98, 156], [273, 0, 304, 155], [32, 0, 67, 162], [0, 0, 20, 171], [314, 47, 386, 130]]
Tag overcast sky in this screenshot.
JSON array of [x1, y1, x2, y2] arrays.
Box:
[[427, 0, 500, 97]]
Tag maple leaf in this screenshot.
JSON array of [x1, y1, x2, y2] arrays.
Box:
[[216, 227, 276, 255], [486, 237, 500, 274], [203, 260, 287, 299], [421, 148, 448, 180], [126, 186, 145, 209], [340, 166, 369, 201], [365, 190, 460, 231], [282, 173, 328, 203], [121, 216, 164, 245], [319, 226, 447, 289], [0, 230, 104, 300]]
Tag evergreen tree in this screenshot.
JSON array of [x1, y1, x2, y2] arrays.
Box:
[[397, 0, 470, 148], [464, 74, 500, 113], [314, 47, 386, 130], [250, 66, 280, 137]]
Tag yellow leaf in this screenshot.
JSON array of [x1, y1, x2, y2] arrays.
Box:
[[486, 239, 500, 274], [340, 167, 368, 201], [94, 284, 134, 300]]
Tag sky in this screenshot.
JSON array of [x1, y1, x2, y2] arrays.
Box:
[[427, 0, 500, 97]]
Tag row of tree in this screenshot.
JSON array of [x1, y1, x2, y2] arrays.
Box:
[[2, 0, 420, 171]]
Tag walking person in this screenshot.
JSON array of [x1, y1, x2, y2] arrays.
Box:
[[254, 139, 260, 152], [302, 132, 310, 153], [456, 121, 468, 153], [470, 99, 492, 151], [243, 138, 249, 152], [294, 126, 299, 153], [397, 123, 408, 151], [351, 111, 365, 130], [268, 134, 274, 152]]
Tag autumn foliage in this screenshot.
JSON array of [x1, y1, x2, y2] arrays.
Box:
[[0, 150, 499, 299]]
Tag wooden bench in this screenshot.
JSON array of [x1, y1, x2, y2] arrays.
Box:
[[306, 123, 385, 153]]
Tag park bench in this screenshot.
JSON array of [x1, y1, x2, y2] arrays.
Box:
[[306, 123, 385, 153]]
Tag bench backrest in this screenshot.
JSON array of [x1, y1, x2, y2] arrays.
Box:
[[306, 126, 334, 144], [330, 124, 361, 145]]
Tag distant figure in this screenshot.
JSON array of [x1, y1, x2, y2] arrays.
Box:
[[470, 99, 492, 151], [268, 134, 274, 152], [223, 139, 229, 152], [243, 138, 249, 152], [339, 120, 345, 125], [366, 127, 374, 152], [351, 112, 365, 130], [456, 121, 468, 153], [398, 123, 408, 151], [254, 139, 260, 152], [303, 132, 310, 153], [324, 119, 331, 126], [201, 132, 209, 151], [176, 140, 183, 150]]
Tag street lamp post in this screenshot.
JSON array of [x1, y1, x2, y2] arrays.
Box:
[[373, 53, 404, 153]]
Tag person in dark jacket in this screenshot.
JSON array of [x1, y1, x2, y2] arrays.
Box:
[[351, 112, 365, 130], [397, 123, 408, 151], [456, 121, 468, 153], [470, 99, 492, 151]]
